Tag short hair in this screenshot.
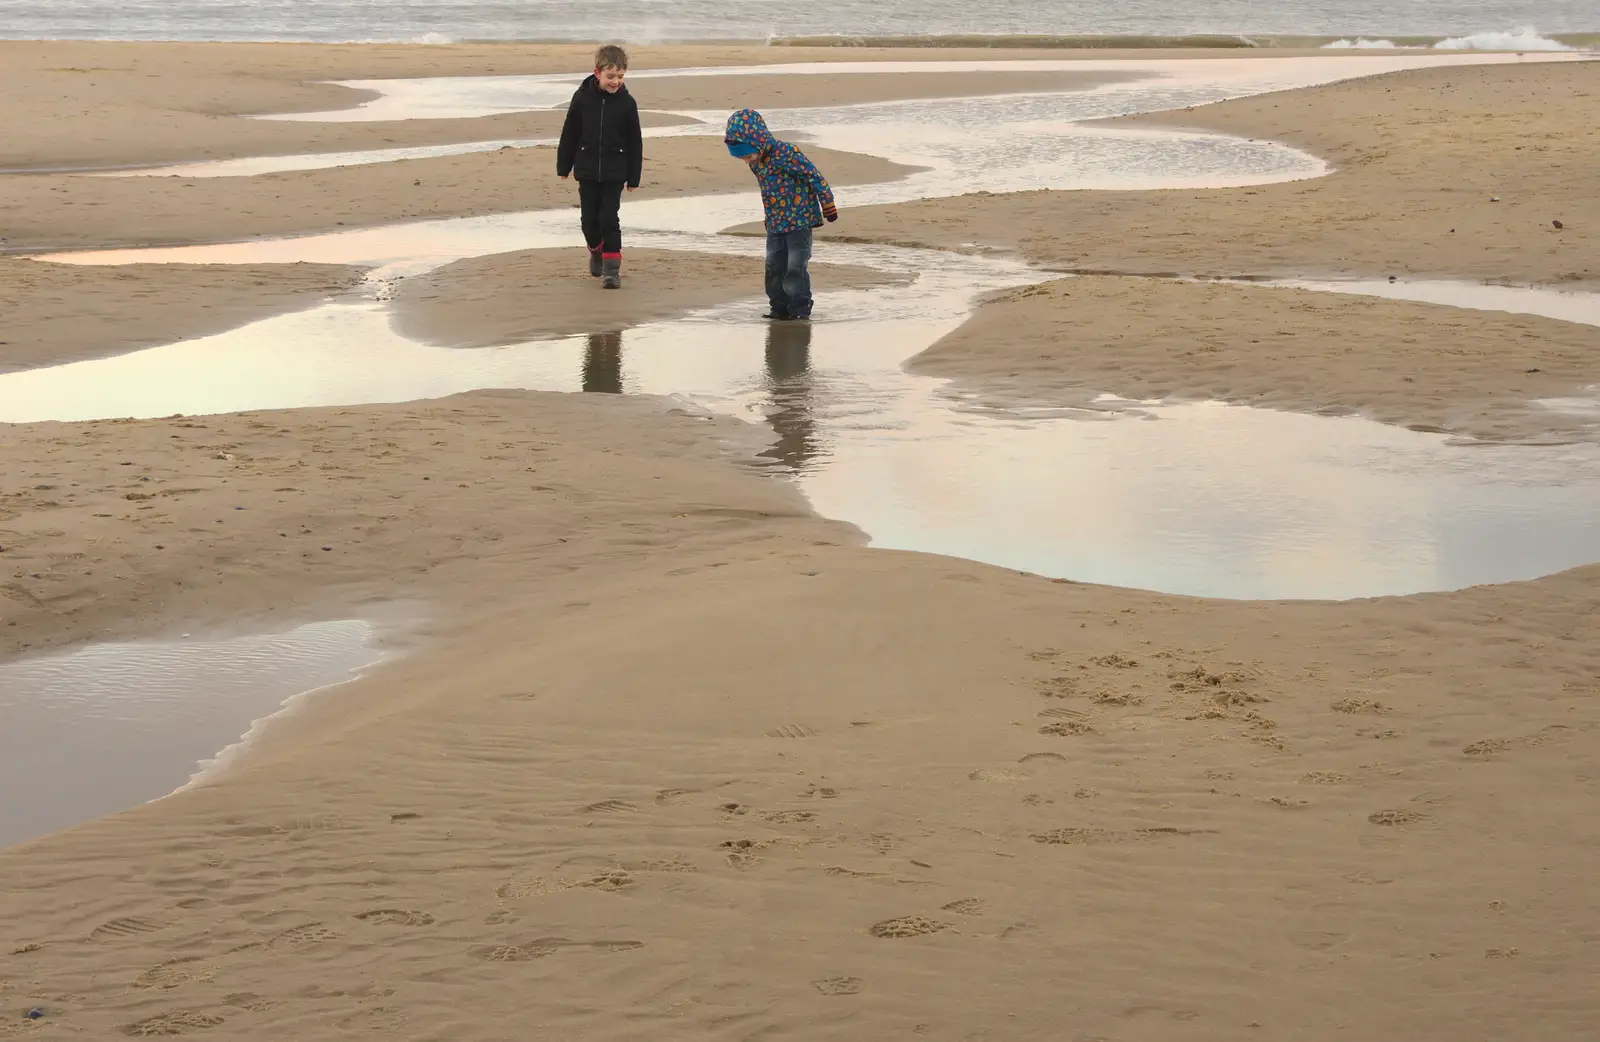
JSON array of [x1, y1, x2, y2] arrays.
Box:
[[594, 44, 629, 71]]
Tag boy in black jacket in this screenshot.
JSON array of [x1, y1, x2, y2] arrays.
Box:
[[556, 44, 643, 289]]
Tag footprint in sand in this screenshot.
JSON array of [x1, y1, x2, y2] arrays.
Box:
[[134, 957, 214, 990], [567, 870, 635, 892], [812, 976, 864, 995], [579, 799, 638, 815], [968, 767, 1031, 783], [632, 856, 700, 873], [940, 898, 986, 916], [495, 876, 552, 901], [354, 909, 436, 927], [869, 916, 949, 939], [767, 724, 818, 739], [1367, 809, 1427, 826], [1038, 720, 1094, 737], [470, 937, 643, 962], [91, 917, 164, 942], [267, 922, 341, 953], [1332, 698, 1388, 715], [122, 1010, 226, 1036]]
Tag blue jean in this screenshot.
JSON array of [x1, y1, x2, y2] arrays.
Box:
[[765, 228, 814, 318]]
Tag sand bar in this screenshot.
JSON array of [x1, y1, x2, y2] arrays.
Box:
[[0, 258, 364, 372], [392, 247, 907, 347], [914, 276, 1600, 442]]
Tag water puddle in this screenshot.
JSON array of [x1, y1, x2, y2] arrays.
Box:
[[1262, 277, 1600, 327], [9, 52, 1599, 602], [0, 611, 412, 850]]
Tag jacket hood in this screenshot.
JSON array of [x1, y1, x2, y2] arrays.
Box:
[[724, 108, 775, 151], [582, 73, 630, 97]]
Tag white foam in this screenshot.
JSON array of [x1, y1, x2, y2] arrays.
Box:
[[1434, 27, 1574, 51], [1323, 27, 1576, 52], [1323, 38, 1400, 50]]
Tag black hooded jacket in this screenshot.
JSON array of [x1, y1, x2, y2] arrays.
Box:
[[555, 75, 643, 187]]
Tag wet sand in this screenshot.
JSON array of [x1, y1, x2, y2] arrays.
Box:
[[0, 258, 363, 372], [393, 247, 907, 347], [0, 40, 1322, 170], [3, 137, 917, 254], [823, 60, 1600, 287], [0, 390, 817, 660], [915, 276, 1600, 442], [2, 43, 1599, 1042]]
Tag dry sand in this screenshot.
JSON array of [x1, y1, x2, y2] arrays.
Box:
[[0, 258, 364, 372], [818, 61, 1600, 287], [392, 247, 906, 347], [913, 276, 1600, 442], [2, 44, 1599, 1042]]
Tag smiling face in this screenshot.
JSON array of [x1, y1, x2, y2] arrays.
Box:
[[595, 65, 626, 93]]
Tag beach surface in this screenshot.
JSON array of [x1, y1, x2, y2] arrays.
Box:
[[2, 41, 1598, 1042], [821, 61, 1599, 287], [914, 276, 1600, 442], [0, 258, 364, 372], [392, 247, 907, 347]]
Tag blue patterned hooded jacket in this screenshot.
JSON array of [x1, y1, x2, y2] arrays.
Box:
[[725, 109, 838, 235]]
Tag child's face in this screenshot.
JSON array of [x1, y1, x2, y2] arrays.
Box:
[[595, 65, 626, 93], [740, 153, 758, 167]]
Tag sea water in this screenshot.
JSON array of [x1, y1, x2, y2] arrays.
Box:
[[0, 0, 1593, 46]]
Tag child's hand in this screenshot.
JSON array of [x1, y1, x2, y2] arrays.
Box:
[[822, 202, 839, 223], [626, 186, 636, 193]]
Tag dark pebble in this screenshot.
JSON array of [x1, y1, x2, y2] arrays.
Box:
[[322, 546, 333, 551], [26, 1008, 44, 1020], [1552, 219, 1564, 229], [1526, 368, 1542, 374]]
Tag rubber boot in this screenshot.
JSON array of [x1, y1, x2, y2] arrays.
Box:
[[601, 257, 621, 290], [588, 248, 603, 278]]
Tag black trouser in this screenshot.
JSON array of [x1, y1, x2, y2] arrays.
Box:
[[578, 178, 625, 257]]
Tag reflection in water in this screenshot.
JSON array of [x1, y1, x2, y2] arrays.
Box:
[[760, 320, 821, 473], [582, 331, 623, 394]]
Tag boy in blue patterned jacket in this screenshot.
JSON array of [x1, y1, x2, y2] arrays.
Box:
[[725, 108, 838, 321]]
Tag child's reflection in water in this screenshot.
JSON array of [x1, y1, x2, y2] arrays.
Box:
[[760, 320, 820, 474], [579, 325, 820, 473]]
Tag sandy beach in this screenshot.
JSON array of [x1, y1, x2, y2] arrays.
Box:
[[2, 40, 1598, 1042], [0, 258, 363, 372], [392, 247, 906, 347], [824, 60, 1600, 286]]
